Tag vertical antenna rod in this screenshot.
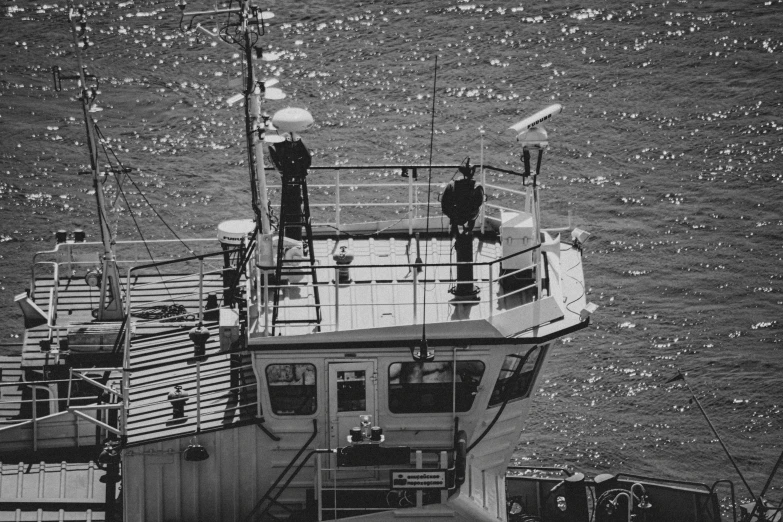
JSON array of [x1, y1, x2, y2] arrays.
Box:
[[416, 55, 438, 362]]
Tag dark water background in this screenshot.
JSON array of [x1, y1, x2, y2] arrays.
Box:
[[1, 0, 782, 506]]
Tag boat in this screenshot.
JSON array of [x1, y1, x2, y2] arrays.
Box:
[[1, 2, 781, 522]]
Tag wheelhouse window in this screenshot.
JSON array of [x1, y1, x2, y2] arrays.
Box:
[[266, 364, 317, 415], [488, 346, 545, 408], [336, 370, 366, 412], [388, 361, 485, 414]]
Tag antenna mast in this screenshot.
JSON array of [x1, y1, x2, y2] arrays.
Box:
[[179, 0, 278, 280], [55, 5, 124, 321]]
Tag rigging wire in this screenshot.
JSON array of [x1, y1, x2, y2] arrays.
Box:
[[94, 124, 195, 255], [112, 163, 176, 301], [419, 55, 439, 355]]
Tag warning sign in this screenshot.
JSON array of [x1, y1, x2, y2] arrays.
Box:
[[390, 470, 447, 489]]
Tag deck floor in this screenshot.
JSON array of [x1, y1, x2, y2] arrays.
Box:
[[269, 236, 541, 336]]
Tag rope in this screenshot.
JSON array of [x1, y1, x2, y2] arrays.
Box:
[[132, 304, 194, 322]]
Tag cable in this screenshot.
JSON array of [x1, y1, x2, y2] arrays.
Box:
[[113, 164, 176, 302], [93, 124, 195, 256], [419, 55, 438, 350], [561, 243, 586, 316]]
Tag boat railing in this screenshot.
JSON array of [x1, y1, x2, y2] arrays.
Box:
[[255, 241, 545, 334], [263, 163, 550, 236], [313, 448, 454, 519], [29, 237, 224, 299]]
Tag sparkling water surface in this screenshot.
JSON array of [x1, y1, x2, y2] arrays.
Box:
[[1, 0, 781, 503]]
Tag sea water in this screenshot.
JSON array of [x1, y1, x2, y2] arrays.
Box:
[[0, 0, 781, 504]]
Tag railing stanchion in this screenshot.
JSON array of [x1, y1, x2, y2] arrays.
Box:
[[412, 267, 418, 324], [408, 170, 414, 236], [198, 257, 204, 323], [316, 453, 323, 521], [196, 361, 202, 433], [334, 268, 340, 332], [67, 369, 73, 409], [335, 170, 341, 232], [488, 263, 494, 319], [480, 131, 486, 234], [122, 268, 134, 439], [32, 389, 38, 452]]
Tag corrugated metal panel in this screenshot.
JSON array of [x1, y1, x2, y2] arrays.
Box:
[[0, 460, 106, 521], [125, 321, 258, 446]]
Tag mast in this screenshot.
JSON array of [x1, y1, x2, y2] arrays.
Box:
[[240, 2, 271, 237], [180, 0, 276, 277], [64, 6, 124, 321]]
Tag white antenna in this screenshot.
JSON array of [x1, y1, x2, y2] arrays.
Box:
[[509, 103, 563, 134]]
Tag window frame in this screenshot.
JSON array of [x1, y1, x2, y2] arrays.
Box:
[[387, 360, 486, 415], [265, 363, 318, 416], [487, 346, 546, 408]]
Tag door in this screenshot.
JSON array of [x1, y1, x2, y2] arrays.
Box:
[[328, 361, 377, 449]]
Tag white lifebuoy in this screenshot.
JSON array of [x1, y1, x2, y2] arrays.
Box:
[[284, 246, 306, 283]]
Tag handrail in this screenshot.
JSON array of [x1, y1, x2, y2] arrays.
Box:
[[710, 479, 737, 522], [264, 163, 524, 176], [257, 241, 542, 272], [244, 419, 320, 522]]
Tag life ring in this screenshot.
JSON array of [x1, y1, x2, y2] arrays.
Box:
[[284, 246, 306, 283]]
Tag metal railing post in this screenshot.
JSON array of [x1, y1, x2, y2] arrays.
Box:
[[67, 369, 73, 409], [196, 361, 202, 433], [32, 389, 38, 452], [198, 257, 204, 323], [335, 170, 341, 232], [122, 268, 134, 438], [412, 268, 418, 324], [408, 170, 414, 236], [334, 268, 340, 332], [316, 453, 323, 521], [480, 131, 487, 234], [488, 263, 494, 319]]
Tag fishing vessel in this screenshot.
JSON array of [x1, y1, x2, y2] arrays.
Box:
[[1, 2, 780, 522]]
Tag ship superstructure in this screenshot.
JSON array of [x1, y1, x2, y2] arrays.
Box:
[[0, 2, 608, 522]]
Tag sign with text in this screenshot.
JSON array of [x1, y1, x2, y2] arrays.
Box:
[[390, 470, 447, 489]]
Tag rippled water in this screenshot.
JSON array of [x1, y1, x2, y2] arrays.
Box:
[[1, 0, 781, 503]]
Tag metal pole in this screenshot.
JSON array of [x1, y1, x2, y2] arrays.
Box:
[[316, 453, 323, 521], [67, 7, 123, 321], [335, 171, 341, 231], [32, 389, 38, 452], [480, 130, 486, 234], [685, 380, 756, 499], [263, 271, 269, 336], [412, 268, 418, 324], [408, 170, 414, 236], [488, 263, 494, 319], [196, 362, 202, 433], [122, 269, 134, 438], [198, 257, 204, 323], [334, 268, 340, 332]]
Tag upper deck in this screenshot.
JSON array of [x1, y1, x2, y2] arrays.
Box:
[[16, 163, 589, 358], [247, 228, 586, 348]]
